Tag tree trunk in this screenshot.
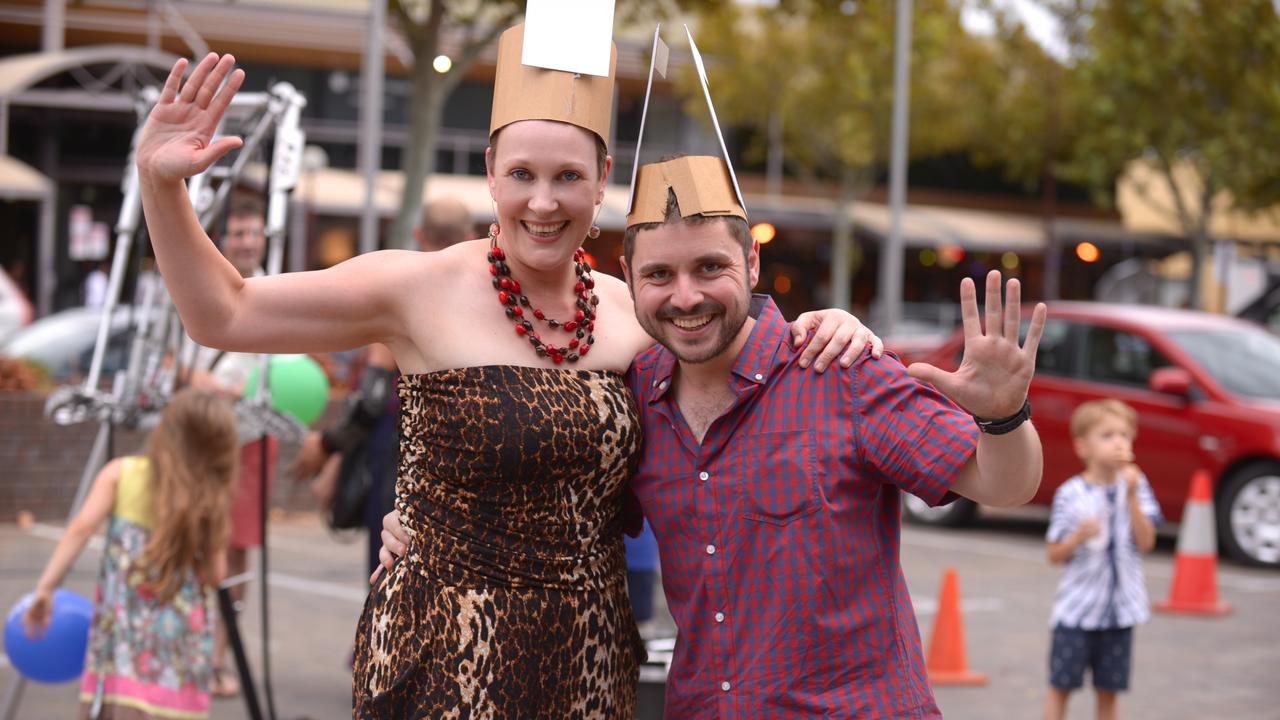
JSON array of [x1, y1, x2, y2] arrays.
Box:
[[829, 168, 860, 312], [390, 64, 446, 249], [1185, 181, 1217, 311], [1156, 156, 1217, 311]]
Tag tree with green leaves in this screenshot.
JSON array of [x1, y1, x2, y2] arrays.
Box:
[[1052, 0, 1280, 309], [957, 6, 1086, 299], [687, 0, 992, 310]]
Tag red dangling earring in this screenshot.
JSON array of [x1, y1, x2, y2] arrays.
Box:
[[488, 222, 500, 246]]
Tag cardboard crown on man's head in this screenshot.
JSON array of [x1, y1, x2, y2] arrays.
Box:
[[626, 155, 747, 227], [625, 25, 747, 230], [489, 22, 618, 146]]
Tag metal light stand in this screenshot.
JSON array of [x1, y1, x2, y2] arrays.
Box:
[[2, 80, 308, 720]]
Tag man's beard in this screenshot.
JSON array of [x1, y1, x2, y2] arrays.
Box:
[[642, 295, 749, 365]]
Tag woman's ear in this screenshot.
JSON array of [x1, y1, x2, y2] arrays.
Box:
[[598, 154, 614, 204], [485, 146, 497, 197]]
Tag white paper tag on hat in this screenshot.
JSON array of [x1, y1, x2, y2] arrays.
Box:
[[523, 0, 616, 78]]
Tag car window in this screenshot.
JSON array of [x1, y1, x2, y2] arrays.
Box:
[[1167, 327, 1280, 400], [1082, 326, 1171, 387], [1020, 318, 1074, 377]]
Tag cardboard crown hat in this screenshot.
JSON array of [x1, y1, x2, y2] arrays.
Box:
[[628, 156, 747, 226], [625, 25, 747, 228], [488, 16, 618, 146]]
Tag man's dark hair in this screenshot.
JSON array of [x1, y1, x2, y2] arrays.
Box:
[[228, 193, 266, 221], [213, 192, 266, 239], [622, 189, 752, 267]]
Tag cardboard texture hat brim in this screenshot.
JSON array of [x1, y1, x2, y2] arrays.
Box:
[[626, 155, 747, 228], [488, 24, 618, 145]]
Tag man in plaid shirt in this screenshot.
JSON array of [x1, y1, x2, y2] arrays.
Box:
[[615, 167, 1047, 718]]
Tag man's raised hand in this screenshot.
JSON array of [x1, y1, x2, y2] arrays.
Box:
[[906, 270, 1047, 420]]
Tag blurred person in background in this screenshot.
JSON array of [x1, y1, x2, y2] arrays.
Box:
[[81, 261, 110, 308], [623, 518, 659, 637], [1045, 399, 1161, 720], [24, 388, 239, 719]]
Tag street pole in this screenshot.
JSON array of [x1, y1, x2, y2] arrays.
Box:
[[43, 0, 65, 52], [878, 0, 912, 338], [357, 0, 386, 254]]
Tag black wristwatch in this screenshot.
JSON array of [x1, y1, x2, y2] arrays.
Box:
[[974, 397, 1032, 435]]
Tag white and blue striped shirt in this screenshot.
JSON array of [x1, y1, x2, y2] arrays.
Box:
[[1047, 474, 1163, 629]]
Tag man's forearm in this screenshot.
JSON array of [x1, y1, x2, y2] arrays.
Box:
[[967, 421, 1043, 507]]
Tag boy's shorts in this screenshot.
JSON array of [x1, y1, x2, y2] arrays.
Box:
[[1049, 625, 1133, 691]]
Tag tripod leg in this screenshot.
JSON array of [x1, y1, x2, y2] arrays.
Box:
[[216, 586, 264, 720]]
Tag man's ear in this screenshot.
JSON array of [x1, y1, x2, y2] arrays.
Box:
[[748, 239, 761, 289], [619, 255, 635, 299]]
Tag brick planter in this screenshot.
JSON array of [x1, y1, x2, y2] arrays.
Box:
[[0, 392, 342, 521]]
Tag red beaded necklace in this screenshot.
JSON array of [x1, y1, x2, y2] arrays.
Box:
[[487, 223, 598, 364]]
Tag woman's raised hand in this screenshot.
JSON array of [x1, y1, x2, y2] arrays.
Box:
[[136, 53, 245, 182]]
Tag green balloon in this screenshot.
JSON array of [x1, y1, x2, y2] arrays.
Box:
[[243, 354, 330, 426]]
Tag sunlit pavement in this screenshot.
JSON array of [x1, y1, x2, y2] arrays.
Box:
[[3, 508, 1276, 719]]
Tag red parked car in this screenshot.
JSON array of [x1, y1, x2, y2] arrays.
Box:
[[899, 301, 1280, 568]]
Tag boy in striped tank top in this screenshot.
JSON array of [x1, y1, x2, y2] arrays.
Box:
[[1044, 399, 1162, 720]]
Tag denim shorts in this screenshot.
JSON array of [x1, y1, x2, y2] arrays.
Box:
[[1048, 625, 1133, 691]]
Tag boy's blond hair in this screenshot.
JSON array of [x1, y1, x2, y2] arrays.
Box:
[[1069, 399, 1137, 440]]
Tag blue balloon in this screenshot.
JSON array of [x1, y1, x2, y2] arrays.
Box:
[[4, 589, 93, 683]]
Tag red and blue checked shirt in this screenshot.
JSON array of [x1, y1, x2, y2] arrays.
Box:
[[626, 295, 979, 719]]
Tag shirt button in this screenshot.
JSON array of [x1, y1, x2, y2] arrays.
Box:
[[651, 380, 658, 388], [698, 471, 709, 481], [658, 380, 668, 390], [754, 373, 763, 381], [721, 681, 731, 692], [715, 612, 725, 623], [706, 544, 716, 555]]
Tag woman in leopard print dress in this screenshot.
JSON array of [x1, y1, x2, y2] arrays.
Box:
[[352, 366, 644, 718]]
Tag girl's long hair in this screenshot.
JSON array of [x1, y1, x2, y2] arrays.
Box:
[[139, 388, 240, 602]]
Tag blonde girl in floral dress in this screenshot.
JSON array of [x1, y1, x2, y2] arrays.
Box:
[[24, 388, 239, 719]]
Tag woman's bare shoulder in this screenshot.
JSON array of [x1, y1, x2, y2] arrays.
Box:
[[347, 239, 486, 291]]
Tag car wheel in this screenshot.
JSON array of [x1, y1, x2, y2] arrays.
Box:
[[902, 493, 977, 527], [1217, 463, 1280, 568]]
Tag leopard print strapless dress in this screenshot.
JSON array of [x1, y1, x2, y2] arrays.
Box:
[[352, 366, 644, 719]]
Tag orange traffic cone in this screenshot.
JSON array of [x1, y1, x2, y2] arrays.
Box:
[[1155, 470, 1231, 616], [924, 568, 988, 685]]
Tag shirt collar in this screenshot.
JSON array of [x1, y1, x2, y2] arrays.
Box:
[[645, 294, 791, 403]]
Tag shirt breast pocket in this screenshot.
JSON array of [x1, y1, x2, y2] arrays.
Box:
[[742, 429, 821, 526]]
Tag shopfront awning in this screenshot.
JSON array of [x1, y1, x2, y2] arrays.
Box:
[[255, 164, 1164, 252], [252, 165, 638, 231], [0, 154, 52, 201], [0, 44, 179, 99]]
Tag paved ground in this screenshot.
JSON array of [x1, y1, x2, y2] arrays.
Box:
[[2, 509, 1277, 719]]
